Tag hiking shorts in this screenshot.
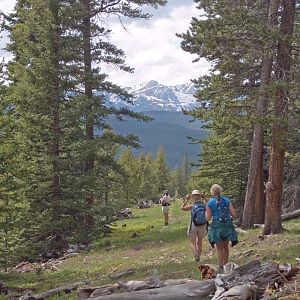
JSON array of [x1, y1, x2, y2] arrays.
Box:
[[188, 223, 207, 240], [162, 206, 169, 215], [208, 220, 238, 246]]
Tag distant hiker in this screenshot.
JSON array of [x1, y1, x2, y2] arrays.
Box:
[[161, 190, 171, 226], [206, 184, 238, 272], [181, 190, 207, 262]]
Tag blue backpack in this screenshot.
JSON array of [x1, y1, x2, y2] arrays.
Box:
[[216, 197, 230, 222], [192, 202, 206, 226]]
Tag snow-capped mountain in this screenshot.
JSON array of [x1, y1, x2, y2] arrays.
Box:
[[109, 80, 197, 112]]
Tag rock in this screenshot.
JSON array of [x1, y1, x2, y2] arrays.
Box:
[[15, 262, 39, 273], [130, 232, 139, 238], [118, 208, 133, 219]]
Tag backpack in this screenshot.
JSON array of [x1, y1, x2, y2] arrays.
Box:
[[192, 202, 206, 226], [216, 197, 230, 222]]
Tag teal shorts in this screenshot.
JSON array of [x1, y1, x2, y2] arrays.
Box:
[[208, 220, 238, 246]]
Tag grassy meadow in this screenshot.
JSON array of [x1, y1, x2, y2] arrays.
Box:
[[1, 201, 299, 299]]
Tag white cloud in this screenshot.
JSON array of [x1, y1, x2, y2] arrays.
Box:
[[0, 0, 15, 13], [106, 3, 210, 86], [0, 0, 210, 87]]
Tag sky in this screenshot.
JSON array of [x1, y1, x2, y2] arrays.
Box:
[[0, 0, 210, 87]]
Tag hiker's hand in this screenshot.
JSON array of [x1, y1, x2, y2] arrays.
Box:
[[184, 194, 191, 201], [201, 192, 207, 202]]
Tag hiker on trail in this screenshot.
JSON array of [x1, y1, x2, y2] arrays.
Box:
[[161, 190, 171, 226], [181, 190, 207, 262], [206, 184, 238, 272]]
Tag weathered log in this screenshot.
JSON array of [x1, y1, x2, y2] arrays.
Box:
[[22, 281, 88, 300], [90, 260, 284, 300], [77, 278, 198, 299], [88, 280, 215, 300], [281, 209, 300, 221], [213, 283, 258, 300], [89, 284, 120, 298], [163, 279, 198, 286], [222, 260, 282, 297], [108, 268, 135, 279]]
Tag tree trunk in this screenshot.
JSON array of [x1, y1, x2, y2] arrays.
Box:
[[48, 0, 65, 247], [264, 0, 296, 235], [242, 0, 280, 229], [83, 0, 94, 167], [82, 0, 94, 227]]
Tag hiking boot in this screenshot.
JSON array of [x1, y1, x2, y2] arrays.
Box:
[[194, 255, 200, 262], [164, 222, 169, 226]]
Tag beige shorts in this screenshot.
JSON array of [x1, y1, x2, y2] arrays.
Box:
[[162, 206, 169, 214], [188, 223, 207, 239]]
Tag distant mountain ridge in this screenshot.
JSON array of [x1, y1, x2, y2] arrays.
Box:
[[109, 111, 207, 168], [104, 81, 206, 167], [108, 80, 197, 112]]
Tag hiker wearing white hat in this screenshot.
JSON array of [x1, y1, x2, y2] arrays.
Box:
[[181, 190, 207, 262]]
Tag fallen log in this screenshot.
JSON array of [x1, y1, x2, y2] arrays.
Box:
[[77, 277, 198, 299], [22, 281, 88, 300], [90, 260, 284, 300], [281, 209, 300, 221], [108, 268, 135, 279], [86, 280, 216, 300], [219, 260, 283, 298]]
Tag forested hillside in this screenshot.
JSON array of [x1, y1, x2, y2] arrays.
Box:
[[109, 111, 207, 167]]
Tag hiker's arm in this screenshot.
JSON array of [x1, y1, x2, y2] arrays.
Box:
[[181, 199, 192, 211], [229, 203, 236, 218], [205, 206, 212, 221], [201, 193, 208, 204]]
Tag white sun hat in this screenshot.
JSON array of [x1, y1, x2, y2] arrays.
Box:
[[191, 190, 201, 195]]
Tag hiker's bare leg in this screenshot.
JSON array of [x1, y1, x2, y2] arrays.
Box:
[[223, 241, 230, 265], [196, 236, 203, 256], [189, 235, 198, 256], [216, 242, 224, 267], [164, 211, 169, 225]]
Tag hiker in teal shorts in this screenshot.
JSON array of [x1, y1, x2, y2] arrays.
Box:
[[206, 184, 238, 271]]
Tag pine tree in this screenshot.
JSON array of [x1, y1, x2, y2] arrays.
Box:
[[118, 147, 139, 204], [0, 63, 26, 269], [60, 0, 167, 230], [264, 0, 297, 234], [178, 153, 190, 196], [5, 0, 73, 255], [155, 146, 170, 195], [243, 0, 280, 228], [178, 0, 269, 207]]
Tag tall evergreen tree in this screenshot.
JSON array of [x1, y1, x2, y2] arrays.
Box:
[[243, 0, 280, 228], [178, 153, 190, 196], [264, 0, 297, 234], [155, 146, 170, 194], [5, 0, 73, 255], [62, 0, 167, 228], [0, 63, 26, 269], [118, 147, 139, 204]]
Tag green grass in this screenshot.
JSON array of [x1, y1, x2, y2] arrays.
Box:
[[1, 202, 300, 299]]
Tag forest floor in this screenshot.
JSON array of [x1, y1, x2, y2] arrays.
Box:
[[1, 201, 300, 299]]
